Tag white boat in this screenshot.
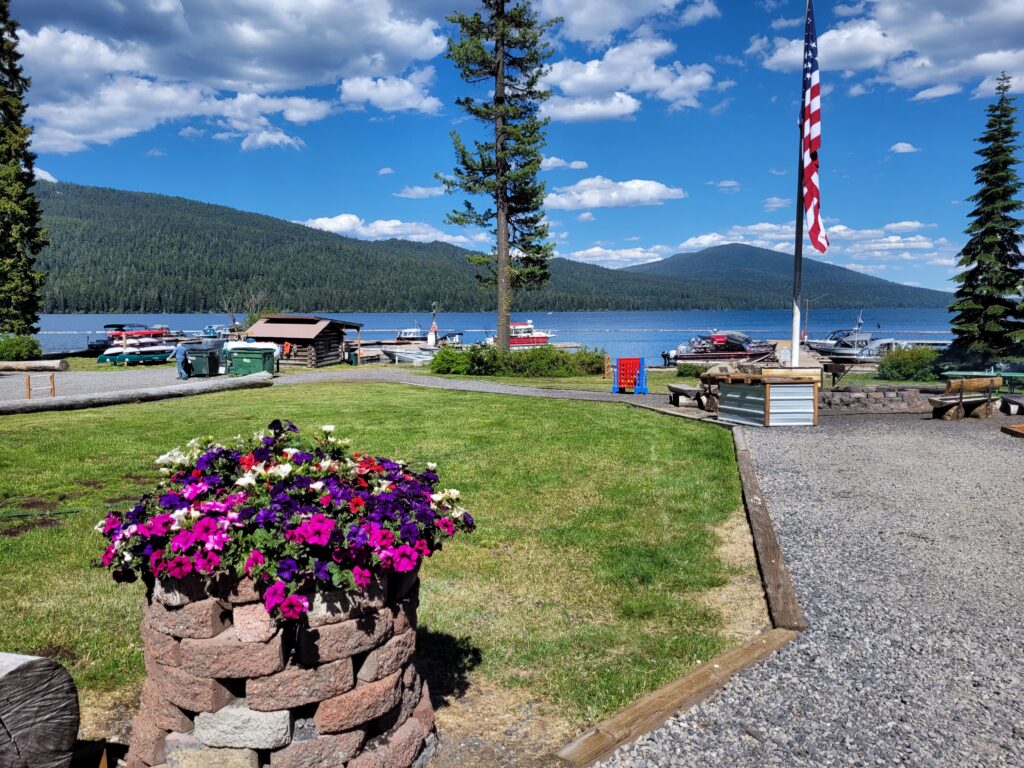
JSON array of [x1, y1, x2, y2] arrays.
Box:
[[805, 314, 874, 354], [485, 320, 554, 348], [382, 346, 436, 366]]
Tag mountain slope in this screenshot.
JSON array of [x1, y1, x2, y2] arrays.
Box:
[[627, 243, 951, 309], [35, 182, 950, 312]]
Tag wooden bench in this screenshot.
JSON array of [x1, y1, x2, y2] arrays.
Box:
[[929, 376, 1002, 420]]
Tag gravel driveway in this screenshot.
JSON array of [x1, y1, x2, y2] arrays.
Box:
[[600, 414, 1024, 768]]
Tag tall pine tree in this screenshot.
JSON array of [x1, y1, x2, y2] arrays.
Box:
[[0, 0, 46, 336], [442, 0, 557, 351], [948, 73, 1024, 363]]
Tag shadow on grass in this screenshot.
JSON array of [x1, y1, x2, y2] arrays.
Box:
[[413, 628, 482, 709]]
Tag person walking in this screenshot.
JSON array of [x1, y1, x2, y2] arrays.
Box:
[[172, 342, 191, 380]]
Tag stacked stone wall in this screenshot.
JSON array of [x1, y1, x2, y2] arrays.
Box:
[[818, 385, 943, 414], [125, 574, 435, 768]]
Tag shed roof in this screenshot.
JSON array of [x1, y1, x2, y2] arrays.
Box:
[[246, 314, 363, 341]]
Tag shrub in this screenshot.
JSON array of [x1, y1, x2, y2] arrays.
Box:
[[0, 335, 42, 361], [429, 344, 606, 377], [877, 347, 940, 382], [676, 362, 709, 378]]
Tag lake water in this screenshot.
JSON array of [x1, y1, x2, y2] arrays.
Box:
[[38, 309, 953, 361]]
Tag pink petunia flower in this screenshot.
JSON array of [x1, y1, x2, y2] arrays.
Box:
[[435, 517, 455, 536], [244, 549, 265, 575], [414, 539, 431, 558], [263, 580, 287, 613], [101, 545, 116, 567], [391, 545, 419, 573], [181, 480, 209, 501], [352, 566, 371, 589], [166, 555, 193, 579], [149, 549, 166, 576], [170, 529, 196, 552], [368, 525, 394, 550], [194, 550, 221, 574], [279, 594, 310, 619]]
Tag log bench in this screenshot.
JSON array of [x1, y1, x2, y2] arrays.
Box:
[[929, 376, 1002, 420], [667, 383, 702, 407], [1000, 393, 1024, 415]]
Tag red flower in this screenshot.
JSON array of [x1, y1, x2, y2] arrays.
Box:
[[239, 452, 256, 471], [348, 497, 366, 513]]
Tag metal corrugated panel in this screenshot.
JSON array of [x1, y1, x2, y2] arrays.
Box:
[[718, 383, 767, 427], [767, 383, 816, 426]]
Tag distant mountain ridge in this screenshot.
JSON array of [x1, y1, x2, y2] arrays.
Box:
[[34, 181, 951, 313]]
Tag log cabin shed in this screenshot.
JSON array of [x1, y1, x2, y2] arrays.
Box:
[[245, 314, 363, 368]]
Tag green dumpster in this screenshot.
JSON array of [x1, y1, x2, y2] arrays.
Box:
[[228, 348, 277, 376], [189, 349, 220, 377], [347, 350, 359, 366]]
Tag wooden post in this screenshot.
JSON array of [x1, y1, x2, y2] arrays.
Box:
[[357, 329, 362, 365], [24, 375, 30, 400], [50, 373, 55, 398]]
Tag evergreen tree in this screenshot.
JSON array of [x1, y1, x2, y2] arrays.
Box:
[[0, 0, 46, 335], [441, 0, 558, 350], [948, 73, 1024, 363]]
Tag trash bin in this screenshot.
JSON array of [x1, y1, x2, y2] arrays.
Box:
[[227, 348, 277, 376], [347, 350, 359, 366], [189, 349, 220, 377]]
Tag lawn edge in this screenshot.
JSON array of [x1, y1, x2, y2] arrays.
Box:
[[555, 421, 806, 768]]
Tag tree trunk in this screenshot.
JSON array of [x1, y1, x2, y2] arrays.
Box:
[[0, 653, 79, 768], [494, 0, 511, 352], [0, 359, 68, 371]]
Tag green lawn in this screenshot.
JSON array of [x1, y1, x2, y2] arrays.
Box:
[[413, 367, 691, 393], [63, 356, 175, 372], [0, 382, 742, 725]]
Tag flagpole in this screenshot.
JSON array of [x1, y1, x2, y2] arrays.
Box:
[[791, 0, 810, 369]]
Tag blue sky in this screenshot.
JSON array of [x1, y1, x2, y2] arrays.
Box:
[[17, 0, 1024, 291]]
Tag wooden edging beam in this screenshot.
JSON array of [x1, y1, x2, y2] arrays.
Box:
[[557, 410, 806, 768]]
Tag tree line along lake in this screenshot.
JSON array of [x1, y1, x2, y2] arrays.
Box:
[[39, 309, 954, 362]]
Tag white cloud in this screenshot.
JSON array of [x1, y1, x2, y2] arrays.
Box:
[[764, 196, 791, 211], [679, 1, 720, 27], [178, 126, 204, 138], [564, 244, 672, 267], [543, 37, 717, 119], [302, 212, 480, 246], [378, 167, 395, 175], [771, 17, 802, 30], [848, 83, 870, 97], [883, 220, 928, 232], [546, 175, 686, 210], [847, 263, 887, 273], [834, 2, 868, 17], [769, 168, 788, 176], [911, 83, 962, 101], [889, 142, 921, 153], [339, 67, 442, 114], [707, 179, 741, 193], [927, 257, 956, 266], [21, 2, 447, 152], [541, 156, 589, 170], [577, 212, 595, 222], [241, 129, 303, 151], [34, 167, 57, 183], [542, 93, 642, 122], [394, 185, 445, 199], [534, 0, 682, 45], [146, 148, 165, 157], [750, 2, 1024, 100]]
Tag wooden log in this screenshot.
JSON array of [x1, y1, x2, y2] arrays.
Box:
[[944, 376, 1002, 394], [0, 372, 273, 416], [0, 653, 79, 768], [0, 359, 69, 372]]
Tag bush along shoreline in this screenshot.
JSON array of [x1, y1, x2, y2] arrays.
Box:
[[429, 345, 606, 377]]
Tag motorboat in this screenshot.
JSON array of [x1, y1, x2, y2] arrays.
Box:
[[662, 332, 776, 365], [485, 320, 554, 348], [805, 314, 874, 354], [827, 337, 903, 365]]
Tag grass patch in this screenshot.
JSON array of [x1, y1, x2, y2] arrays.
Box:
[[0, 382, 741, 724], [63, 357, 176, 373], [415, 368, 688, 394]]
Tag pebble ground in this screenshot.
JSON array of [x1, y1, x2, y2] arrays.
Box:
[[599, 414, 1024, 768]]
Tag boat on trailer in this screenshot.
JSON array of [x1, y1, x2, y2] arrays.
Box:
[[662, 332, 776, 365]]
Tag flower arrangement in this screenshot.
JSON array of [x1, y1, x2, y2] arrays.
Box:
[[98, 419, 473, 620]]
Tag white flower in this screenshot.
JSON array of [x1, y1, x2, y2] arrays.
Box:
[[426, 462, 437, 470], [282, 448, 299, 458], [430, 493, 444, 504], [270, 463, 293, 479], [235, 474, 257, 488], [451, 506, 466, 520], [321, 424, 336, 433], [310, 481, 325, 492]]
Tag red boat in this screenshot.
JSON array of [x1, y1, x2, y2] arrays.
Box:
[[485, 320, 554, 348]]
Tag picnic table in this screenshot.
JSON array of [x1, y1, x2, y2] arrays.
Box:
[[942, 370, 1024, 393]]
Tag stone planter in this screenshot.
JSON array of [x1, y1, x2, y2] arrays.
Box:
[[125, 572, 435, 768]]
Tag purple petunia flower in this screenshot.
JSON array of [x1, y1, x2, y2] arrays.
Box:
[[313, 560, 330, 581], [254, 508, 277, 528], [277, 557, 299, 580], [158, 492, 187, 511]]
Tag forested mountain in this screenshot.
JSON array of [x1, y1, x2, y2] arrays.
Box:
[[35, 182, 950, 313], [627, 244, 952, 309]]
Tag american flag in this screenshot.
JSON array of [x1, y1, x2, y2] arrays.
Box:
[[801, 0, 829, 253]]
